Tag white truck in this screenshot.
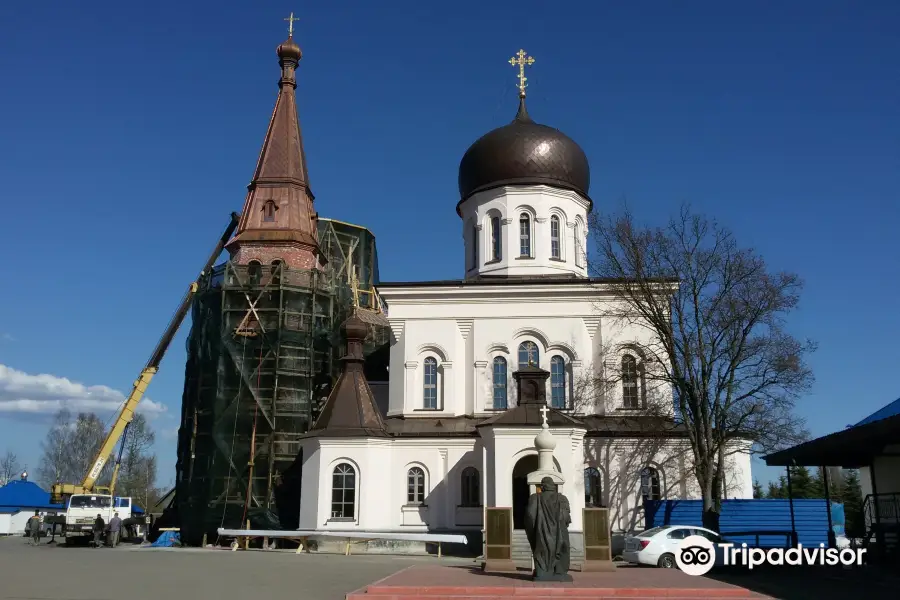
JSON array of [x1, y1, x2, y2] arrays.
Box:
[[53, 494, 140, 545]]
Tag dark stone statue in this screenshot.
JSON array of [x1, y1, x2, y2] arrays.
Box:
[[524, 476, 573, 582]]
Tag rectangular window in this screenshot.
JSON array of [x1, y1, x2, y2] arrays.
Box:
[[491, 217, 501, 261], [492, 359, 508, 409], [423, 358, 438, 409], [519, 216, 531, 257], [550, 217, 561, 259]]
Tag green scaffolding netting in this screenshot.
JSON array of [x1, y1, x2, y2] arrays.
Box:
[[171, 219, 389, 545]]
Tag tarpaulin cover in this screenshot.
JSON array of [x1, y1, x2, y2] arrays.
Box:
[[150, 531, 180, 547]]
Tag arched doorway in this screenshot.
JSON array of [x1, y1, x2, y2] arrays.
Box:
[[511, 455, 538, 529]]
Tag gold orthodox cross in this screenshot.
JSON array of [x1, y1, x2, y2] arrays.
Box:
[[509, 49, 535, 98], [284, 12, 299, 36]]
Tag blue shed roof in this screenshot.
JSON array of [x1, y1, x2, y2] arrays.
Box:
[[0, 479, 63, 511], [856, 397, 900, 426]]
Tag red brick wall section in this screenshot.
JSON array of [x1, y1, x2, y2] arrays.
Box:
[[230, 243, 319, 270]]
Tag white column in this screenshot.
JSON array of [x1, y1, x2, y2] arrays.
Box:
[[404, 361, 417, 412], [474, 360, 487, 411], [441, 361, 454, 412]]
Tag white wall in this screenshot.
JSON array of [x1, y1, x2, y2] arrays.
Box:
[[459, 185, 589, 279], [582, 436, 753, 532], [299, 437, 481, 531], [380, 281, 675, 419], [860, 453, 900, 499]]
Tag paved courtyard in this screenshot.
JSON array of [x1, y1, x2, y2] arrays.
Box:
[[3, 537, 897, 600], [0, 536, 470, 600]]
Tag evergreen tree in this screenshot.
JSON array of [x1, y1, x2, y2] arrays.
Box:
[[752, 479, 764, 499], [841, 469, 864, 538], [787, 466, 820, 498], [766, 481, 782, 498]]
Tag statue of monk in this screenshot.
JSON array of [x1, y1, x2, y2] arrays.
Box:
[[524, 476, 573, 582]]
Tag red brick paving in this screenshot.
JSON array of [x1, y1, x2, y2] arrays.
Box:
[[345, 564, 770, 599]]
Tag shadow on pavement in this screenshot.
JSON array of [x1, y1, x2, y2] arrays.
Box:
[[705, 565, 899, 600]]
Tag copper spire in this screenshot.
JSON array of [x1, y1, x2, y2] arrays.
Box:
[[303, 314, 389, 438], [226, 18, 320, 270]]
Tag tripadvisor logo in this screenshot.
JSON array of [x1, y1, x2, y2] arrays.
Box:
[[675, 535, 867, 576]]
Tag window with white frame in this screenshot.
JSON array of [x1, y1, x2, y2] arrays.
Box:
[[331, 463, 356, 519], [407, 466, 426, 504], [423, 357, 438, 409], [461, 467, 480, 507], [550, 215, 561, 259], [641, 466, 662, 501], [621, 354, 641, 408], [584, 467, 603, 507], [518, 341, 539, 367], [519, 213, 532, 257], [550, 356, 566, 408], [492, 356, 508, 409], [490, 216, 501, 261]]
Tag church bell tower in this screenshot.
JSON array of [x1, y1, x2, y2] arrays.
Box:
[[226, 16, 321, 270]]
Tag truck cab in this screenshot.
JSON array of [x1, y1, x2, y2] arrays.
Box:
[[63, 494, 133, 542]]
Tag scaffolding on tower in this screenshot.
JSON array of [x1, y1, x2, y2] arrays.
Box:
[[172, 218, 389, 545]]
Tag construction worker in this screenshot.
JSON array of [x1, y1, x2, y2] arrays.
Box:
[[108, 512, 122, 548], [92, 514, 105, 548], [28, 510, 41, 545]]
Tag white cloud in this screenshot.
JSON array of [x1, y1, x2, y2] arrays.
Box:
[[0, 364, 168, 418], [1, 333, 14, 342]]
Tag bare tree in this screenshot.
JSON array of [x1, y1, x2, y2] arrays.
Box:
[[37, 409, 73, 487], [1, 450, 22, 486], [589, 204, 814, 531], [37, 410, 115, 488], [116, 413, 160, 505]]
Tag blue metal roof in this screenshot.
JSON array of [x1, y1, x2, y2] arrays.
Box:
[[855, 396, 900, 426], [0, 479, 63, 511]]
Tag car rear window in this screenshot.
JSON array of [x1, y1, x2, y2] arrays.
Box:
[[637, 526, 666, 537]]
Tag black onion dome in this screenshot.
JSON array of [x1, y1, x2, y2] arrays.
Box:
[[457, 98, 591, 213]]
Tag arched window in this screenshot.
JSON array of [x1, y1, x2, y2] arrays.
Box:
[[263, 200, 277, 222], [492, 357, 508, 409], [519, 213, 531, 257], [622, 355, 640, 408], [470, 224, 478, 270], [490, 216, 501, 261], [550, 356, 566, 408], [331, 463, 356, 519], [407, 467, 426, 504], [270, 260, 282, 284], [584, 467, 603, 507], [461, 467, 480, 507], [423, 357, 438, 409], [247, 260, 262, 286], [574, 221, 584, 267], [641, 466, 662, 501], [518, 342, 539, 367], [550, 215, 561, 259]]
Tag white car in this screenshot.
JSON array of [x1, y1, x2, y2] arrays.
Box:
[[622, 525, 724, 569]]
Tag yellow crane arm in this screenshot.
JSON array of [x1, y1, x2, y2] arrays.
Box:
[[80, 366, 158, 490], [49, 213, 240, 505]]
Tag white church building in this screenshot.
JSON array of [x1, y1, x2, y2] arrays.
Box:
[[297, 92, 753, 549]]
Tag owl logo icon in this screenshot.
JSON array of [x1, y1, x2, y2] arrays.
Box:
[[676, 535, 716, 575]]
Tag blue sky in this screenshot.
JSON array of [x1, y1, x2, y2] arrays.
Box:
[[0, 1, 897, 491]]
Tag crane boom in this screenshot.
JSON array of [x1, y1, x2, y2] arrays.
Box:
[[50, 213, 240, 504]]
